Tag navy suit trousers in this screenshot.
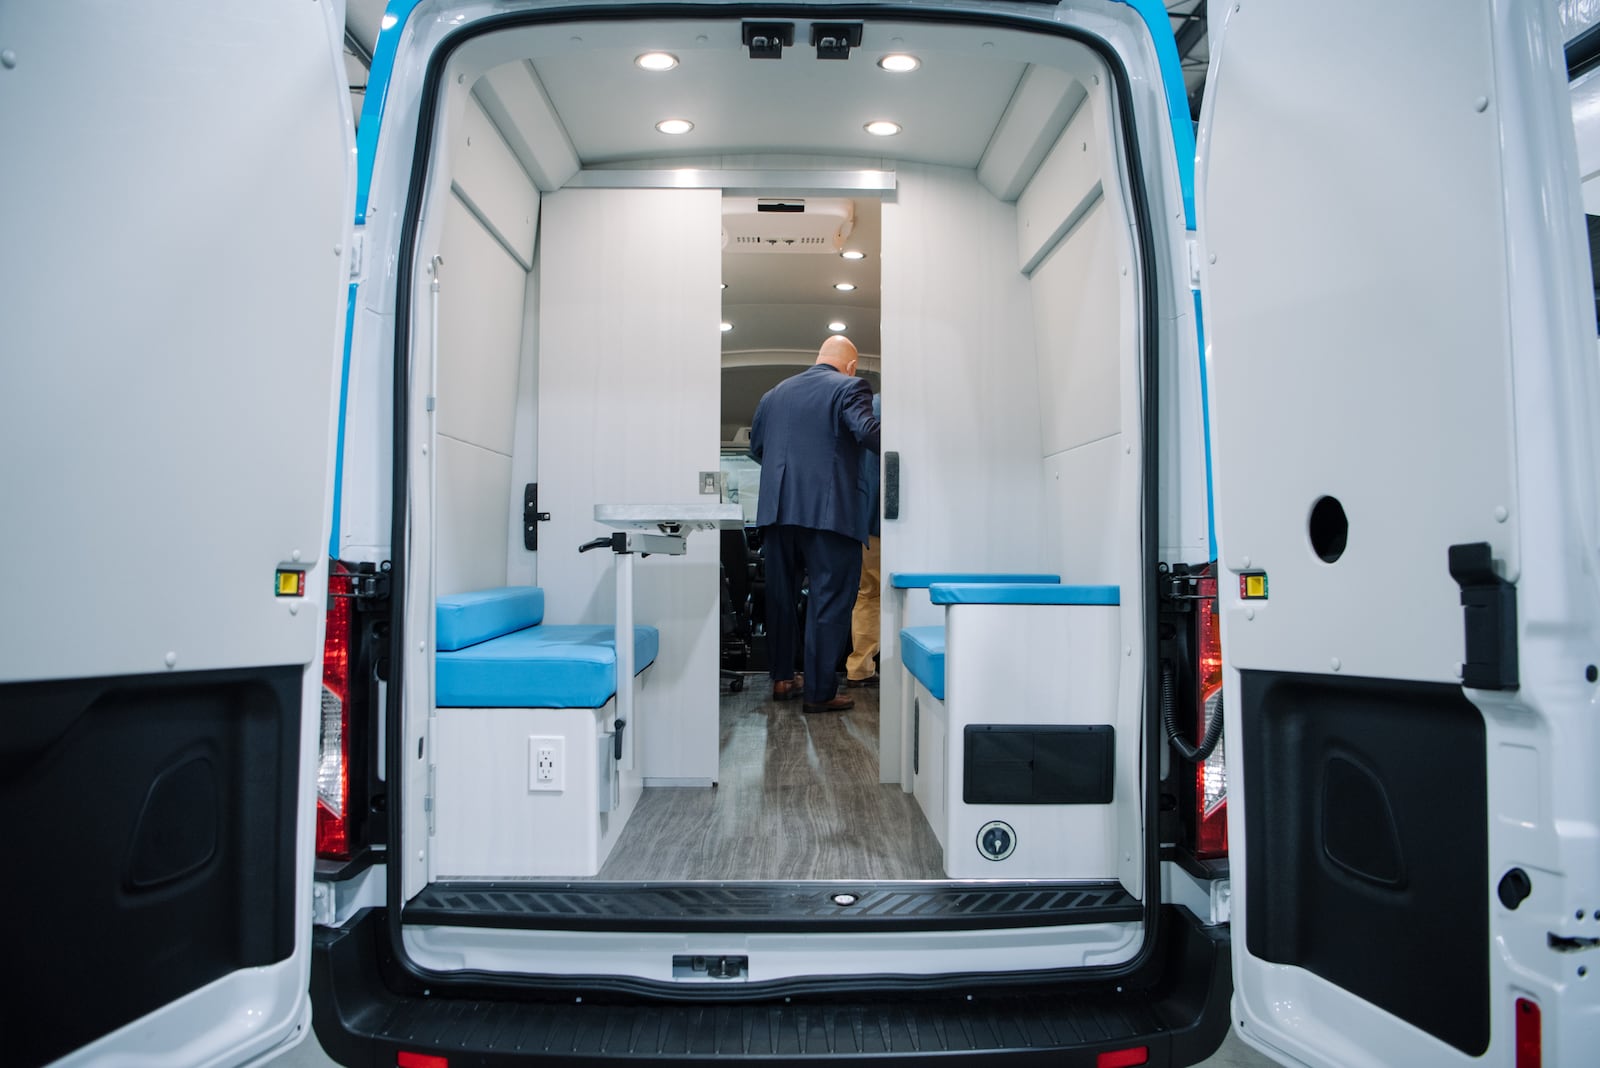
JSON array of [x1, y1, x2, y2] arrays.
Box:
[[762, 524, 863, 703]]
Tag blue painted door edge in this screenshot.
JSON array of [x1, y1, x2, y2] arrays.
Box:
[[1111, 0, 1197, 229], [331, 0, 424, 561]]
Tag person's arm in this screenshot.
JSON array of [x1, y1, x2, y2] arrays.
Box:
[[839, 379, 881, 453], [749, 395, 766, 463]]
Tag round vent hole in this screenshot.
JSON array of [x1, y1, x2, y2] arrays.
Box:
[[1309, 496, 1349, 563]]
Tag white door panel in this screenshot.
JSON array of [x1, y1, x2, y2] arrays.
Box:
[[1, 2, 352, 1065], [1200, 1, 1600, 1065]]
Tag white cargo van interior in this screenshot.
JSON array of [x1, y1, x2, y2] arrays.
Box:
[[347, 8, 1206, 985]]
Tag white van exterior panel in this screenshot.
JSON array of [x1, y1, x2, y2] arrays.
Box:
[[1031, 197, 1122, 455], [474, 59, 582, 193], [450, 96, 539, 269], [1016, 93, 1105, 273], [977, 63, 1088, 203], [536, 187, 722, 783]]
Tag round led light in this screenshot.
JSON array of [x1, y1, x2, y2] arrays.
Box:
[[720, 321, 734, 332], [864, 120, 902, 137], [828, 321, 847, 332], [833, 282, 856, 292], [720, 282, 728, 290], [656, 118, 694, 135], [840, 250, 866, 261], [878, 54, 920, 73], [635, 52, 679, 71]]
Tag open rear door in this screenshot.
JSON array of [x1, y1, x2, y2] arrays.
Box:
[[1198, 1, 1600, 1064], [0, 3, 353, 1066]]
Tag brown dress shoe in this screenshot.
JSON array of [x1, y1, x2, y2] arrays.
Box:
[[772, 677, 803, 701], [802, 694, 854, 713], [845, 673, 879, 688]]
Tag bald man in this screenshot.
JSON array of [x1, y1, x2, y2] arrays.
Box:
[[749, 336, 881, 712]]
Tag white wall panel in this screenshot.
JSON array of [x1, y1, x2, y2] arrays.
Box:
[[451, 96, 539, 268], [1016, 95, 1105, 272], [474, 60, 581, 193], [977, 64, 1087, 203], [879, 163, 1045, 783], [436, 438, 513, 597], [1032, 198, 1121, 455], [1042, 435, 1123, 585], [536, 188, 723, 784]]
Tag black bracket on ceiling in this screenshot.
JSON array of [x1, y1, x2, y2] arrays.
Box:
[[741, 22, 794, 60], [1448, 541, 1518, 691], [810, 23, 863, 60]]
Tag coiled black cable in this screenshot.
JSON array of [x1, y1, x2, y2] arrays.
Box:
[[1161, 660, 1224, 763]]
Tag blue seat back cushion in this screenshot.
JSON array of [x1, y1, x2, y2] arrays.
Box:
[[436, 587, 546, 651], [436, 624, 660, 708], [889, 572, 1060, 589], [900, 626, 946, 701]]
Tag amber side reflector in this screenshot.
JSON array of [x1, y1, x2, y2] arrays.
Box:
[[1097, 1046, 1150, 1068], [1515, 998, 1541, 1068]]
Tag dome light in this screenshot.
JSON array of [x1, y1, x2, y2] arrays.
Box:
[[878, 54, 920, 73], [834, 282, 856, 292], [656, 118, 694, 135], [720, 321, 734, 332], [635, 52, 679, 71], [840, 250, 866, 261], [828, 321, 847, 332], [864, 120, 901, 137]]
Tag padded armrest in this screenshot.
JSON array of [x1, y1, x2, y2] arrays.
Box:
[[889, 572, 1061, 589], [929, 583, 1119, 606]]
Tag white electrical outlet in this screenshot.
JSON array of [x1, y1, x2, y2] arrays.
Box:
[[529, 735, 564, 791]]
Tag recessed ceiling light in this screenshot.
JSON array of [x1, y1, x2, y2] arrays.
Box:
[[720, 282, 728, 290], [381, 13, 398, 30], [841, 250, 866, 261], [834, 282, 856, 292], [656, 118, 694, 135], [864, 120, 902, 137], [878, 54, 920, 73], [721, 321, 734, 332], [635, 52, 679, 71], [828, 321, 847, 332]]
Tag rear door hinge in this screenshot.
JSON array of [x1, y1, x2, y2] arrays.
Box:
[[1448, 541, 1518, 691]]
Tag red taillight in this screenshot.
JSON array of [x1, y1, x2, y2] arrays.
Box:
[[316, 564, 354, 859], [1194, 573, 1228, 858], [396, 1053, 449, 1068], [1096, 1046, 1149, 1068], [1515, 998, 1541, 1068]]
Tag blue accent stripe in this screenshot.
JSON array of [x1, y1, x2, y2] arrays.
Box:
[[329, 283, 357, 562], [355, 0, 424, 225], [929, 583, 1120, 607], [1112, 0, 1197, 229], [1193, 286, 1217, 558], [331, 1, 422, 559], [890, 573, 1061, 589]]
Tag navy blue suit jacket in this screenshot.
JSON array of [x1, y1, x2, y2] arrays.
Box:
[[749, 364, 881, 545]]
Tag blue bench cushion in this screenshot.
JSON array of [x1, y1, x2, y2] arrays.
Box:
[[929, 583, 1120, 606], [900, 626, 946, 701], [436, 587, 546, 651], [890, 572, 1060, 589], [436, 624, 659, 708]]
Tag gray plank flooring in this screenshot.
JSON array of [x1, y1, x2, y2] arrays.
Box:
[[595, 677, 946, 880]]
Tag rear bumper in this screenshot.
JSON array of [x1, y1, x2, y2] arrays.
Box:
[[311, 905, 1231, 1066]]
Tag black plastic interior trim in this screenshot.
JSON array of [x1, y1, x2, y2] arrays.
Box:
[[386, 0, 1172, 1002], [1569, 22, 1600, 80], [407, 881, 1141, 932], [315, 904, 1230, 1063]]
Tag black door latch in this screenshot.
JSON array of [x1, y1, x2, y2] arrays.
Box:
[[523, 483, 550, 551], [1448, 541, 1518, 691]]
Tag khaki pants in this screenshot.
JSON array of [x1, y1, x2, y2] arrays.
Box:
[[846, 535, 881, 681]]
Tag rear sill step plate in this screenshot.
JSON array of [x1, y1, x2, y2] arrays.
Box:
[[404, 880, 1141, 932]]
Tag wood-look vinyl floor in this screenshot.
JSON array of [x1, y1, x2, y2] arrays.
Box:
[[594, 678, 945, 881]]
